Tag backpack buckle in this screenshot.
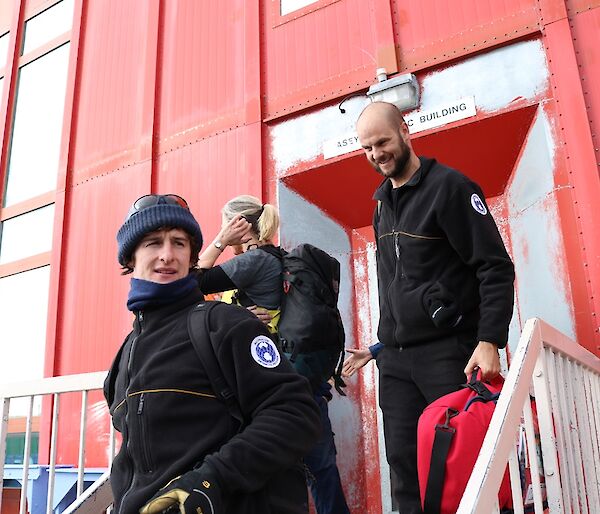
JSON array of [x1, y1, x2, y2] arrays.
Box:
[[467, 381, 494, 400], [280, 338, 294, 354], [435, 407, 459, 432]]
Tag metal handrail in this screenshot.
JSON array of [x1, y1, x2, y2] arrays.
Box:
[[458, 318, 600, 513], [0, 372, 108, 399], [0, 371, 113, 514], [61, 471, 112, 514]]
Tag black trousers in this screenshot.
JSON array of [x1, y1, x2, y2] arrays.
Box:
[[376, 334, 475, 514]]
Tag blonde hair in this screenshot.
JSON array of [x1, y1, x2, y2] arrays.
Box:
[[222, 195, 279, 243]]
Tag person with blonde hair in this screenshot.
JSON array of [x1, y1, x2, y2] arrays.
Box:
[[197, 195, 282, 330], [197, 194, 351, 514]]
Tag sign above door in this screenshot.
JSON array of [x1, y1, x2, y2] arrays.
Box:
[[323, 96, 477, 160]]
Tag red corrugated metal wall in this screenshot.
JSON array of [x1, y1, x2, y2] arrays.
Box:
[[261, 0, 398, 119], [392, 0, 541, 71], [52, 0, 265, 377], [47, 0, 265, 466], [53, 0, 157, 378], [53, 0, 597, 380]]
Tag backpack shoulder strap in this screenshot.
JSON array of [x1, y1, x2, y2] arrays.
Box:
[[256, 244, 286, 260], [104, 333, 130, 406], [187, 301, 244, 428]]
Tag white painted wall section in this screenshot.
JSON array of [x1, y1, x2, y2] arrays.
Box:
[[277, 183, 363, 501], [270, 96, 369, 176], [506, 109, 575, 349], [418, 40, 549, 113], [270, 40, 550, 176], [278, 184, 354, 347]]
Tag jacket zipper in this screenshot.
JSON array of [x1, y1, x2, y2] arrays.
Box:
[[137, 392, 153, 473], [120, 311, 145, 508], [385, 231, 402, 340], [395, 232, 405, 278]]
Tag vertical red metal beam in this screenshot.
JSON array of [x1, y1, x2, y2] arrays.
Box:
[[373, 0, 398, 74], [0, 0, 25, 206], [144, 0, 162, 193], [538, 0, 567, 21], [40, 0, 87, 465], [242, 1, 267, 203], [350, 227, 383, 513], [45, 0, 86, 383], [537, 0, 568, 22], [245, 1, 262, 126], [543, 14, 600, 353]]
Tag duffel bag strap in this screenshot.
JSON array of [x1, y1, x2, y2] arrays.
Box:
[[466, 368, 496, 400], [424, 407, 459, 514]]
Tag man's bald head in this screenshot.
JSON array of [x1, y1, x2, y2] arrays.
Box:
[[355, 101, 419, 187], [356, 101, 406, 133]]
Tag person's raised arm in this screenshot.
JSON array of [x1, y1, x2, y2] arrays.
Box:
[[197, 215, 251, 269]]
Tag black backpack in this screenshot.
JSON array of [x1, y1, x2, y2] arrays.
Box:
[[260, 244, 346, 395]]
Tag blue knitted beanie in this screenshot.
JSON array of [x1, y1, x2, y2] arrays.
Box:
[[117, 203, 203, 266]]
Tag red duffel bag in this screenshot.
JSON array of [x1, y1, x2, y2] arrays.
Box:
[[417, 370, 512, 514]]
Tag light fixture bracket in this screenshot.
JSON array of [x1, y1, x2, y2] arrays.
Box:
[[366, 72, 420, 112]]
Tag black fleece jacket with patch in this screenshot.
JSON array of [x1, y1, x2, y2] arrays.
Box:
[[104, 288, 320, 514], [373, 157, 515, 348]]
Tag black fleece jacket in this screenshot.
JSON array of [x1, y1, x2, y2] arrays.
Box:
[[104, 288, 320, 514], [373, 157, 515, 348]]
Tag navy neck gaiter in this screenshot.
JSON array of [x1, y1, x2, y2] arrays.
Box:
[[127, 274, 197, 311]]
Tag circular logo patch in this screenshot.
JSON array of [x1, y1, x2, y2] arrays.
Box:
[[470, 193, 488, 215], [250, 336, 281, 368]]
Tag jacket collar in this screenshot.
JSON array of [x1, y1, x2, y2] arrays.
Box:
[[132, 286, 204, 325], [373, 157, 436, 206]]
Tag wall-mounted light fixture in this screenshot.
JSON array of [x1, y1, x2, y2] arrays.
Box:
[[366, 68, 420, 112]]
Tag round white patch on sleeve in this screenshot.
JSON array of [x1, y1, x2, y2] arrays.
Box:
[[250, 336, 281, 368], [470, 193, 488, 215]]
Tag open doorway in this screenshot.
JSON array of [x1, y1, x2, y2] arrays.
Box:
[[277, 103, 573, 511]]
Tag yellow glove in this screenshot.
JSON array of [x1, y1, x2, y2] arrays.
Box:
[[140, 469, 223, 514]]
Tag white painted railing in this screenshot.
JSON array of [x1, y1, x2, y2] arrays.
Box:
[[458, 318, 600, 514], [0, 372, 114, 514]]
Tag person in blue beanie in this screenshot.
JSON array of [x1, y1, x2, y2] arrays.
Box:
[[104, 194, 320, 514]]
